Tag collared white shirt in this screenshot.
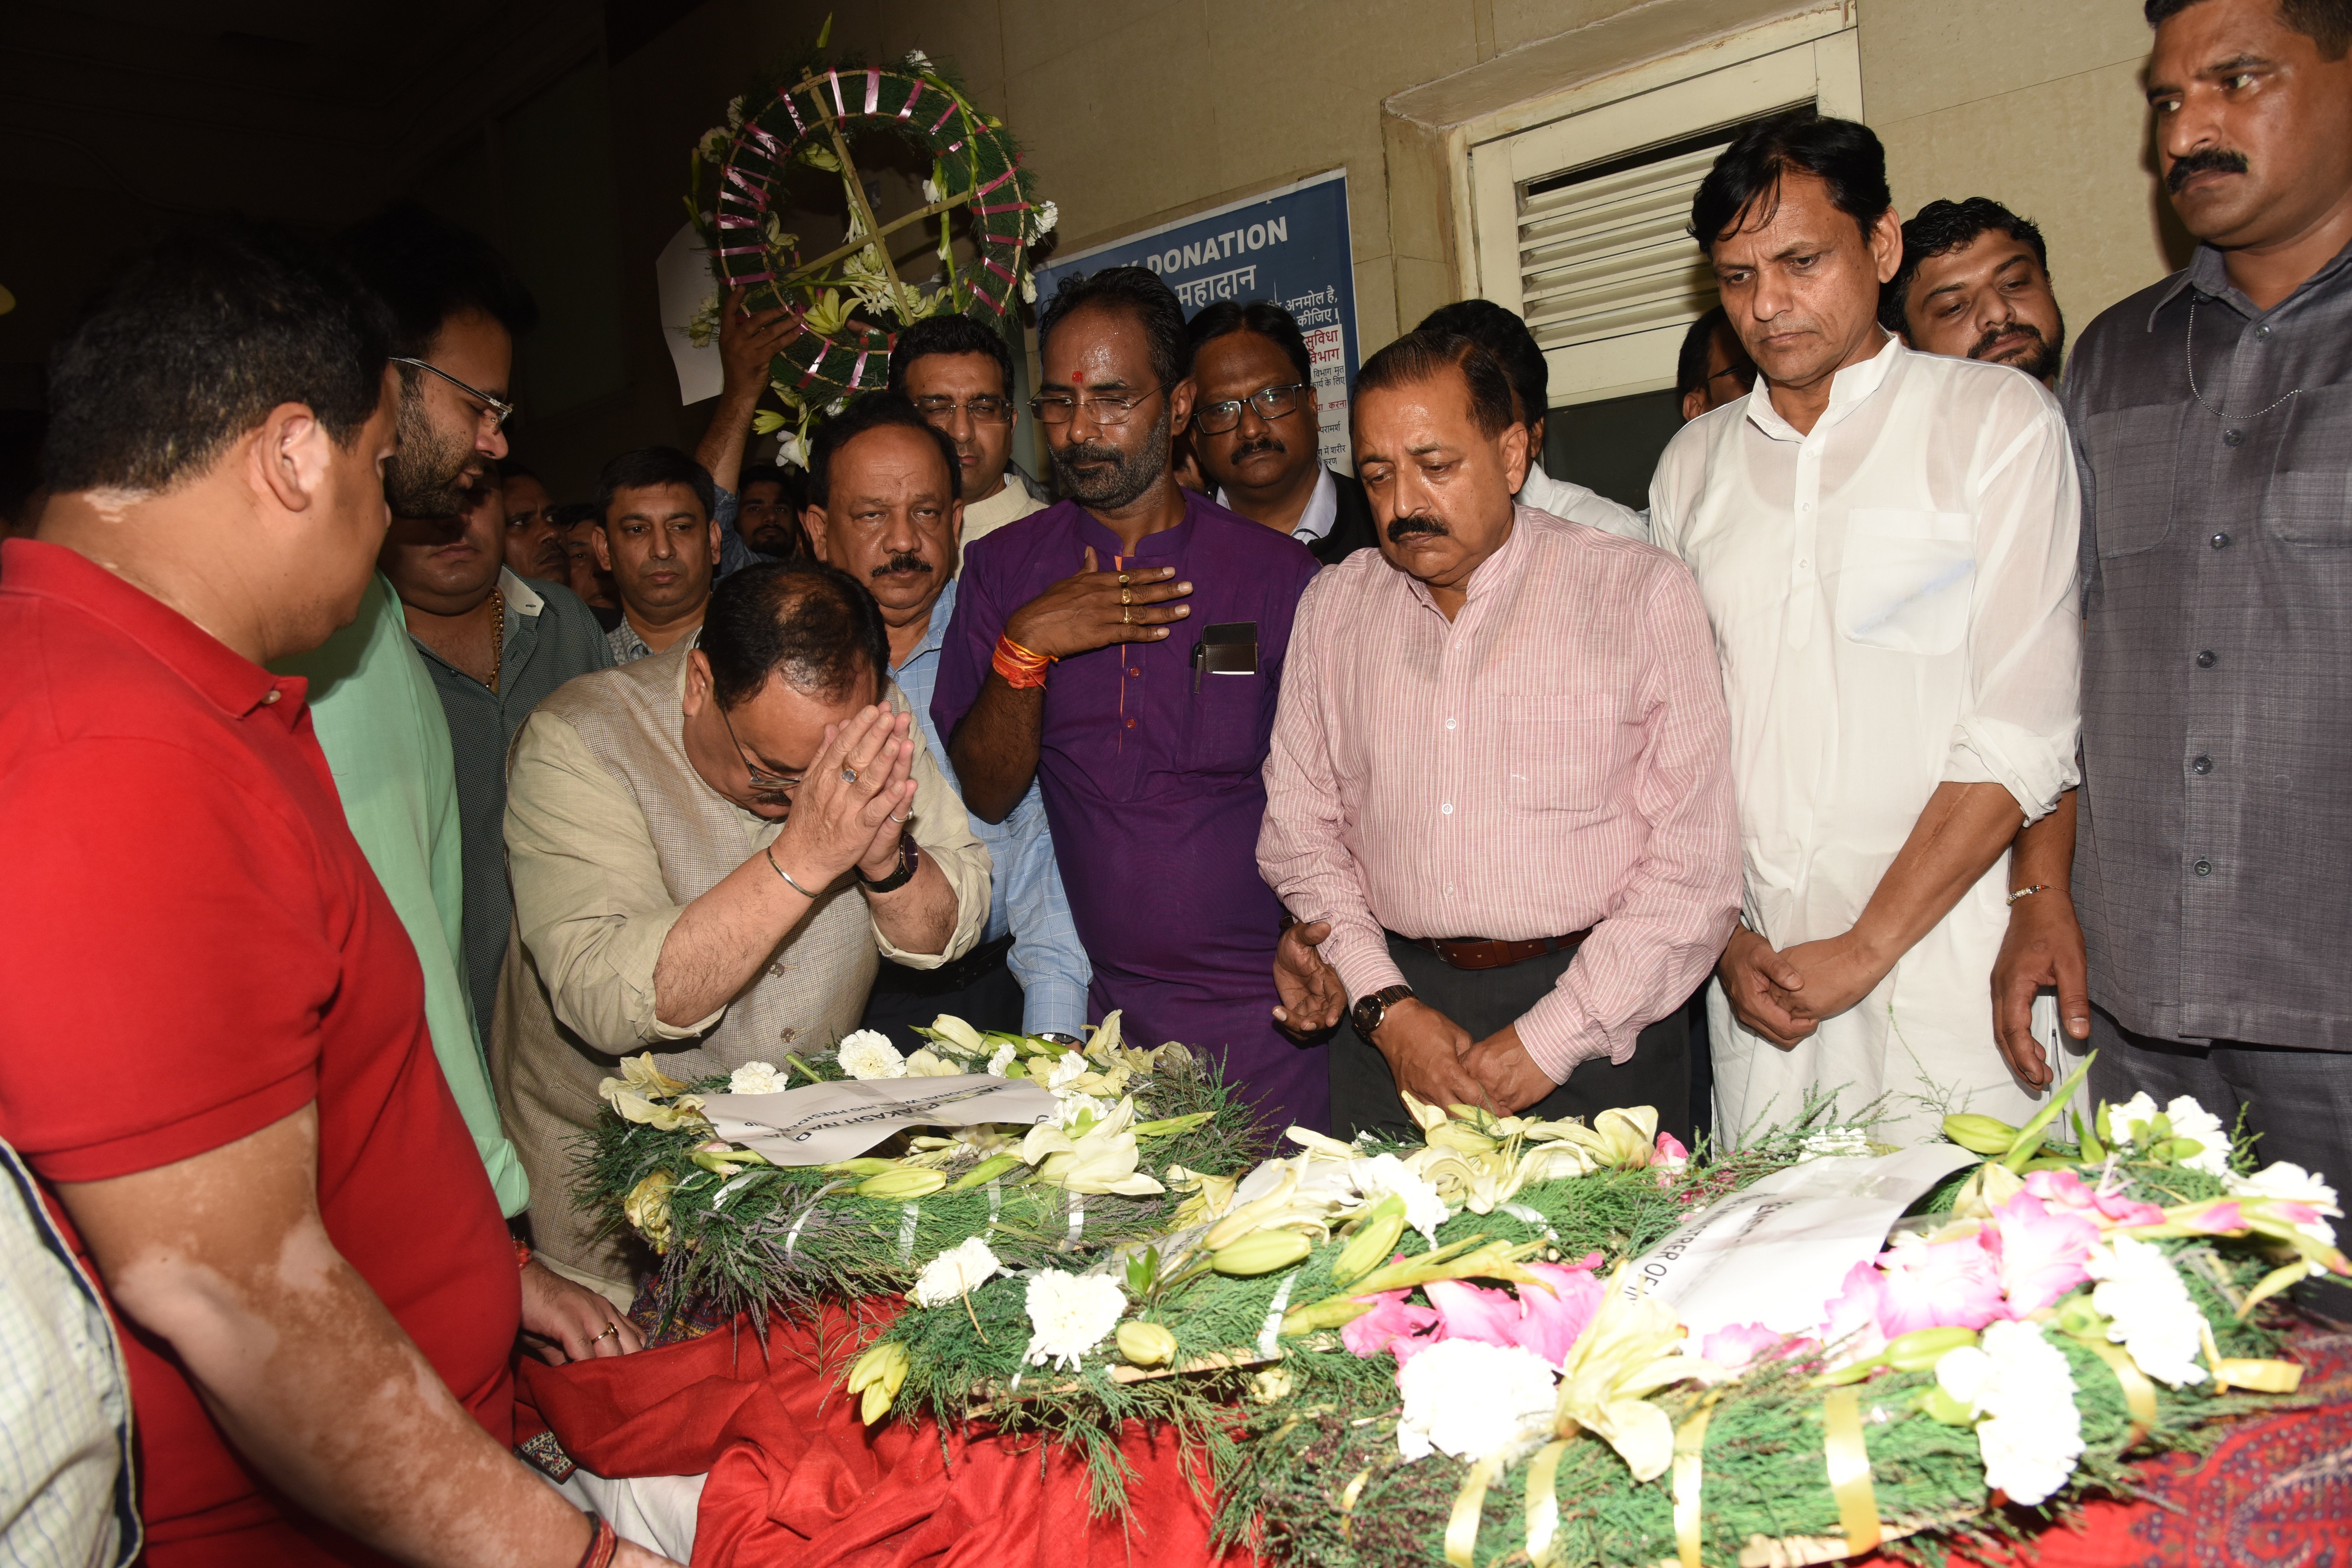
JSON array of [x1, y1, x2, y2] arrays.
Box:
[[1650, 337, 2082, 1147], [1518, 461, 1650, 543], [956, 471, 1048, 557], [1216, 463, 1339, 545]]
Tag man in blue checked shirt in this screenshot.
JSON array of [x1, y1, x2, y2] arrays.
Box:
[[801, 392, 1092, 1046]]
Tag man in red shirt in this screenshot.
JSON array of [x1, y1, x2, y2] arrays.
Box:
[[0, 224, 670, 1565]]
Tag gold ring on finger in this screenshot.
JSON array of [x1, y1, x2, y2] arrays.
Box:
[[1120, 586, 1133, 605], [1117, 572, 1131, 586], [1122, 605, 1132, 625]]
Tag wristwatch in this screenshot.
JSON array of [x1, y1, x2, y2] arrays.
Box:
[[1350, 984, 1415, 1039], [857, 827, 920, 894]]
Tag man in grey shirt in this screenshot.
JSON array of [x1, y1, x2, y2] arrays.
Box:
[[2028, 0, 2352, 1310]]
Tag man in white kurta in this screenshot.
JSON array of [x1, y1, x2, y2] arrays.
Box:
[[1651, 117, 2081, 1149], [1652, 337, 2081, 1146]]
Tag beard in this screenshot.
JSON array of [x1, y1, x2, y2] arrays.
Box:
[[1968, 318, 2066, 383], [1049, 402, 1171, 510], [384, 386, 483, 517]]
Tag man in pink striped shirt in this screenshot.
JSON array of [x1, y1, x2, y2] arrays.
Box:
[[1257, 331, 1741, 1140]]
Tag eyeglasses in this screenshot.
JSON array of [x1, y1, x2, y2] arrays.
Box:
[[1709, 363, 1758, 396], [391, 357, 517, 431], [1028, 385, 1164, 427], [1192, 382, 1310, 435], [718, 702, 799, 797], [913, 394, 1015, 426]]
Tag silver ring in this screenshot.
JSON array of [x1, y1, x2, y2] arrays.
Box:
[[888, 812, 909, 824], [840, 767, 858, 784]]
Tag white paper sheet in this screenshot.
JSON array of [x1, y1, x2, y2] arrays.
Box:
[[1623, 1142, 1979, 1340], [656, 223, 723, 406], [701, 1074, 1060, 1166]]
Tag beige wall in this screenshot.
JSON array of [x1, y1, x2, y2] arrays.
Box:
[[543, 0, 2187, 492], [1861, 0, 2193, 349]]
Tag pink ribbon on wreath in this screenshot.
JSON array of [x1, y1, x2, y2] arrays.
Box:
[[899, 81, 922, 121], [827, 68, 846, 118], [741, 123, 783, 159], [729, 271, 775, 285], [930, 100, 959, 135], [974, 165, 1020, 197], [715, 212, 759, 229], [863, 69, 880, 115], [980, 255, 1018, 284], [777, 85, 806, 134], [971, 202, 1030, 216], [847, 348, 872, 388], [721, 165, 770, 210], [714, 245, 767, 257]]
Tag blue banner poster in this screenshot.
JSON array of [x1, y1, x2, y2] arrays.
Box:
[[1034, 169, 1359, 470]]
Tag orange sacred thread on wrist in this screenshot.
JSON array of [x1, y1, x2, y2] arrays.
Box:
[[993, 634, 1054, 690]]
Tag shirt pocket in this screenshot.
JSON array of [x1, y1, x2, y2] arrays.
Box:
[[1835, 508, 1976, 657], [1503, 694, 1622, 813], [2081, 403, 2186, 558], [1182, 672, 1270, 775], [2263, 384, 2352, 547]]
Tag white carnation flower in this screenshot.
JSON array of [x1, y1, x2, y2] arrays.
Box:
[[2086, 1236, 2208, 1388], [905, 47, 933, 71], [1021, 274, 1038, 304], [1046, 1052, 1090, 1092], [986, 1042, 1018, 1078], [724, 94, 745, 129], [910, 1237, 1003, 1307], [1395, 1339, 1559, 1463], [1800, 1126, 1872, 1160], [1034, 199, 1058, 236], [2162, 1096, 2233, 1177], [1935, 1319, 2084, 1505], [2231, 1161, 2342, 1269], [1054, 1091, 1111, 1130], [1022, 1269, 1126, 1370], [1349, 1153, 1451, 1247], [728, 1061, 786, 1095], [837, 1030, 908, 1080]]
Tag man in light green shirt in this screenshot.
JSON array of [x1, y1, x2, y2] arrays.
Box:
[[276, 574, 530, 1211], [278, 574, 641, 1361]]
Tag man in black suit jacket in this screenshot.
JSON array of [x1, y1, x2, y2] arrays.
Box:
[[1185, 300, 1375, 565]]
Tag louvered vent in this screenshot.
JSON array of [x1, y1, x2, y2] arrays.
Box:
[[1515, 112, 1801, 353]]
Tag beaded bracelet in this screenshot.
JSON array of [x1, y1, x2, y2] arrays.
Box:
[[991, 634, 1054, 690]]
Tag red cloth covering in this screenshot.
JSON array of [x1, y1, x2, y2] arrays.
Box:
[[516, 1307, 1257, 1568], [523, 1314, 2352, 1568]]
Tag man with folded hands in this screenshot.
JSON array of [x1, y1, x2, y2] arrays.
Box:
[[494, 560, 990, 1300], [1258, 330, 1741, 1144]]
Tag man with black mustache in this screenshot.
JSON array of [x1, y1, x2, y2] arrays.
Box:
[[801, 394, 1090, 1049], [1186, 299, 1376, 564], [1882, 199, 2067, 386], [2022, 0, 2352, 1312], [1259, 331, 1740, 1139], [934, 266, 1327, 1130]]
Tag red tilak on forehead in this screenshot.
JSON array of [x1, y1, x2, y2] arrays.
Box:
[[1071, 371, 1085, 388]]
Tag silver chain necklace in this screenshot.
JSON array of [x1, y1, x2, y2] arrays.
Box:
[[2185, 296, 2301, 421]]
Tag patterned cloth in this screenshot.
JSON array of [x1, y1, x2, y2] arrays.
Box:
[[0, 1139, 138, 1568]]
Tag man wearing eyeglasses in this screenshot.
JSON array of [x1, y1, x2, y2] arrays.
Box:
[[494, 560, 991, 1299], [1185, 300, 1377, 565], [1674, 306, 1758, 422], [933, 266, 1329, 1132], [888, 311, 1044, 556]]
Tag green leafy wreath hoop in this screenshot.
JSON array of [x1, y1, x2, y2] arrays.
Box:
[[687, 54, 1054, 414]]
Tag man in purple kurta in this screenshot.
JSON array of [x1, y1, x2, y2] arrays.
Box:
[[931, 267, 1326, 1133]]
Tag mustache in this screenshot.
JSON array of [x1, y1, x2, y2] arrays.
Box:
[[2168, 147, 2248, 193], [1386, 512, 1448, 543], [1969, 321, 2044, 359], [872, 553, 932, 578], [1054, 439, 1125, 470], [1231, 434, 1285, 459]]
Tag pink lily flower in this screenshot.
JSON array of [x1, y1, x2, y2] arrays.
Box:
[[1654, 1131, 1691, 1171], [2168, 1200, 2247, 1234], [2024, 1169, 2166, 1228], [1699, 1320, 1803, 1372], [1873, 1234, 2006, 1335], [1422, 1255, 1605, 1365], [1988, 1190, 2101, 1312], [1817, 1259, 1890, 1363], [1341, 1288, 1441, 1362]]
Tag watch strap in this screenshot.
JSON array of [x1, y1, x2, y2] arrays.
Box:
[[858, 827, 920, 894]]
